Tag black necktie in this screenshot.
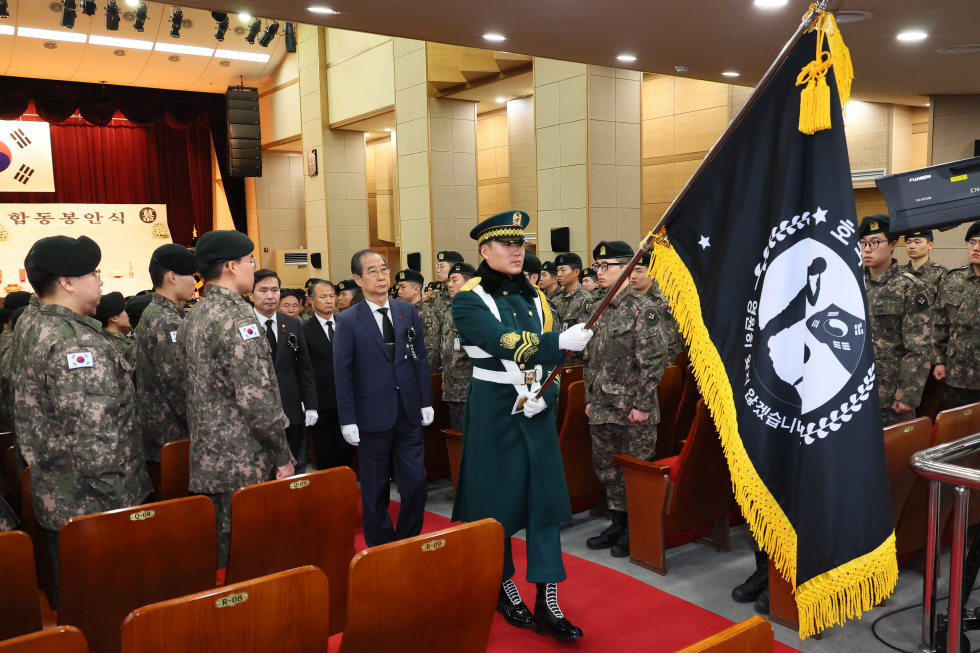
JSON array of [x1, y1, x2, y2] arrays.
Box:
[[378, 307, 395, 358], [326, 320, 334, 342], [265, 319, 277, 355]]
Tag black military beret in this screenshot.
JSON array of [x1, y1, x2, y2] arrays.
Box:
[[10, 305, 26, 328], [436, 251, 465, 263], [194, 230, 254, 264], [449, 262, 476, 278], [305, 278, 321, 290], [3, 291, 30, 311], [906, 230, 934, 239], [125, 294, 153, 328], [425, 281, 442, 292], [541, 260, 557, 274], [523, 251, 542, 275], [965, 221, 980, 242], [638, 250, 652, 268], [95, 291, 127, 323], [554, 252, 582, 267], [152, 243, 198, 275], [581, 267, 597, 279], [396, 269, 424, 284], [858, 215, 891, 238], [336, 279, 357, 293], [593, 240, 634, 259], [30, 235, 101, 277]]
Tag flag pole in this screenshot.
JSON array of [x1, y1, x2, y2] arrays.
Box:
[[532, 1, 829, 402]]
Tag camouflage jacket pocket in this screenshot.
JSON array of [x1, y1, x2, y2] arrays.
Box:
[[603, 321, 634, 358], [874, 298, 904, 317]]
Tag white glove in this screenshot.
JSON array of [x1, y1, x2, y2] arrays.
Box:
[[421, 407, 434, 426], [341, 424, 360, 446], [305, 410, 319, 427], [558, 323, 594, 352], [522, 396, 547, 418]]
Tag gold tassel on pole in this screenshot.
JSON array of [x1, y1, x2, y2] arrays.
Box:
[[797, 7, 853, 135]]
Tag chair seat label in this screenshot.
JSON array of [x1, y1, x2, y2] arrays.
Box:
[[130, 510, 155, 521], [289, 479, 310, 489], [215, 592, 249, 608], [421, 539, 446, 552]]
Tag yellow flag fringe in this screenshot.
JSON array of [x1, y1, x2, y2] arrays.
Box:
[[647, 238, 896, 638]]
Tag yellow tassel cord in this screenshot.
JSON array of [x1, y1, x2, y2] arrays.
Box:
[[646, 235, 896, 638], [797, 9, 854, 134]]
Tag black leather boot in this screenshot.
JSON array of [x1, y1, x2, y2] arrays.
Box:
[[532, 583, 583, 641], [586, 511, 625, 550], [496, 579, 533, 628], [754, 588, 770, 614], [610, 516, 630, 558], [732, 551, 768, 603]]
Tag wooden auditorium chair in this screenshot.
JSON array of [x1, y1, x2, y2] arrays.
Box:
[[224, 467, 356, 636], [917, 373, 946, 422], [57, 496, 217, 653], [613, 400, 734, 575], [558, 380, 604, 513], [555, 364, 583, 430], [673, 615, 773, 653], [0, 531, 44, 641], [424, 373, 451, 480], [17, 469, 56, 607], [0, 626, 88, 653], [673, 365, 702, 455], [120, 566, 330, 653], [332, 519, 503, 653], [653, 365, 684, 461], [674, 350, 689, 371], [894, 402, 980, 564], [158, 439, 190, 501]]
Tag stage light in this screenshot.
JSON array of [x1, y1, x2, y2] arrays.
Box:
[[212, 11, 229, 41], [244, 16, 260, 44], [133, 1, 146, 30], [61, 0, 77, 29], [284, 21, 295, 52], [104, 0, 120, 29], [82, 0, 96, 16], [18, 26, 87, 41], [169, 7, 182, 37], [257, 20, 277, 47]]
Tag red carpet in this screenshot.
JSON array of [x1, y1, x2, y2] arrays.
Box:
[[349, 497, 802, 653]]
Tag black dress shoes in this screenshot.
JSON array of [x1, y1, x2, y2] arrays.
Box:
[[497, 579, 533, 628], [532, 583, 584, 641]]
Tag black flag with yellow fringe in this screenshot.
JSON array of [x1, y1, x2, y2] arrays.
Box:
[[649, 12, 896, 639]]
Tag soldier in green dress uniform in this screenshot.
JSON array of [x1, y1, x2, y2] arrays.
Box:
[[452, 211, 593, 641]]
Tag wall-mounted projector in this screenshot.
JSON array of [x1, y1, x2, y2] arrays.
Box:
[[875, 156, 980, 235]]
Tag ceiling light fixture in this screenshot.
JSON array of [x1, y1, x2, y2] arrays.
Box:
[[214, 47, 269, 62], [483, 33, 505, 42], [218, 60, 230, 66], [257, 20, 278, 47], [722, 71, 740, 77], [89, 33, 151, 48], [937, 45, 980, 55], [384, 128, 392, 132], [754, 0, 787, 6], [167, 55, 180, 61], [82, 0, 96, 16], [238, 13, 249, 20], [18, 26, 87, 41], [0, 25, 11, 34], [105, 0, 120, 30], [113, 48, 125, 55], [307, 6, 336, 13], [284, 22, 295, 52], [212, 11, 228, 40], [897, 31, 928, 41], [924, 103, 931, 106], [155, 41, 214, 56], [124, 0, 136, 6], [43, 41, 58, 48], [60, 0, 77, 29], [495, 97, 505, 103], [617, 55, 636, 62], [244, 16, 261, 44], [132, 1, 147, 31], [169, 7, 182, 37], [0, 0, 9, 18], [675, 65, 689, 73]]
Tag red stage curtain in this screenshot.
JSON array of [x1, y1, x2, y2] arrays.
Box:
[[0, 112, 212, 246]]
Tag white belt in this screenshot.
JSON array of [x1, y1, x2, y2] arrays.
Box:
[[472, 365, 542, 386], [463, 345, 491, 359]]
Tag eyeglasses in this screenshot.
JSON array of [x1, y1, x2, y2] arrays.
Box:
[[969, 239, 980, 250], [592, 262, 624, 272], [859, 240, 888, 250], [91, 269, 101, 278], [234, 257, 257, 269], [362, 266, 390, 279]]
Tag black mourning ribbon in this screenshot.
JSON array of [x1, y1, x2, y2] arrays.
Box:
[[406, 326, 419, 362]]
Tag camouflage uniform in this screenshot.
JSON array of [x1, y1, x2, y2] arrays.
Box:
[[439, 296, 473, 431], [644, 282, 684, 366], [546, 286, 563, 309], [935, 265, 980, 408], [415, 299, 441, 373], [177, 283, 293, 567], [104, 331, 134, 363], [0, 494, 17, 531], [583, 287, 666, 512], [16, 302, 152, 604], [865, 260, 935, 426], [4, 296, 43, 481], [557, 285, 594, 366], [133, 293, 188, 463], [905, 259, 948, 303]]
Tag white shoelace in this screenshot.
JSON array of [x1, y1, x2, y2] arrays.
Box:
[[545, 583, 564, 619], [502, 579, 523, 606]]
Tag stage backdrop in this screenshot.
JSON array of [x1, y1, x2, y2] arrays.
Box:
[[0, 202, 171, 296]]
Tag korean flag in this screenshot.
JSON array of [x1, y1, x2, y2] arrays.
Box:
[[0, 121, 55, 192]]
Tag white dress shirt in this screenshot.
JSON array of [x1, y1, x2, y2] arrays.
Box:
[[368, 299, 392, 337], [315, 313, 336, 340], [255, 308, 278, 342]]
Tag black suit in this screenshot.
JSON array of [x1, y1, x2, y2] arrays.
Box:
[[261, 311, 318, 469], [301, 313, 353, 470]]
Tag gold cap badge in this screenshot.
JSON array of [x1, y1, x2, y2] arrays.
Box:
[[870, 221, 879, 231], [438, 253, 444, 260], [600, 245, 606, 255], [513, 212, 522, 225], [399, 272, 405, 280]]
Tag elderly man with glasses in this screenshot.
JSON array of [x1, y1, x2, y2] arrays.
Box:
[[933, 220, 980, 409], [860, 214, 934, 426]]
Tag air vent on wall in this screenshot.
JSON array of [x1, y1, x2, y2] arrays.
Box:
[[284, 252, 309, 266], [851, 168, 887, 183]]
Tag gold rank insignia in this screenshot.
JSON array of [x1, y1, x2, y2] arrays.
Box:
[[600, 245, 606, 255], [500, 332, 521, 349], [513, 212, 522, 225], [438, 253, 444, 260], [869, 221, 879, 231], [399, 272, 405, 280]]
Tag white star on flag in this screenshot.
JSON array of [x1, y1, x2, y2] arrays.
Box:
[[813, 206, 827, 223], [698, 236, 711, 249]]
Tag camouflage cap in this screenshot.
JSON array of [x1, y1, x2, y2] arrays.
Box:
[[95, 291, 127, 323], [194, 230, 254, 264], [152, 243, 198, 275], [30, 235, 101, 277], [396, 269, 425, 284], [858, 214, 890, 238], [593, 240, 633, 260], [522, 251, 542, 275], [3, 290, 30, 311]]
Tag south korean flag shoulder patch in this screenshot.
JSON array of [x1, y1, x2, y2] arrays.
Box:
[[238, 324, 261, 341], [66, 352, 94, 369]]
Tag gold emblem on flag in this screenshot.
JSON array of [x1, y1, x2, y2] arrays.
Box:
[[500, 332, 521, 349], [513, 212, 522, 225]]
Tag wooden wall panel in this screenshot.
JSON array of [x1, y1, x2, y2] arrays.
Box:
[[508, 97, 537, 237], [675, 106, 728, 154], [854, 187, 888, 220], [643, 116, 674, 159], [673, 159, 702, 193], [642, 162, 675, 204], [674, 78, 729, 114], [642, 74, 674, 120], [478, 112, 510, 219]]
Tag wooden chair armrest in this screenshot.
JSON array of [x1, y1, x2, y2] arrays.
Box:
[[439, 429, 462, 440], [612, 454, 671, 475]]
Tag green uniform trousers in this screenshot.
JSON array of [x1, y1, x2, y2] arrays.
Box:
[[502, 488, 565, 584]]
